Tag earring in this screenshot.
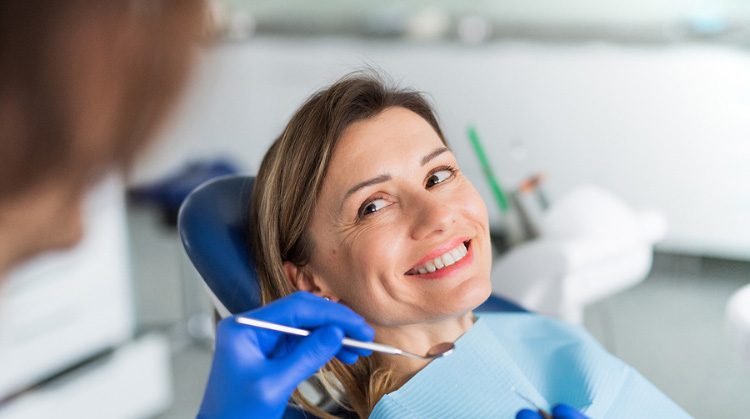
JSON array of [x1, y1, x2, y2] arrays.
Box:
[[322, 296, 331, 301]]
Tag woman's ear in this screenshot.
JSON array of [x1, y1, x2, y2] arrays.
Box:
[[282, 261, 338, 301], [283, 261, 316, 292]]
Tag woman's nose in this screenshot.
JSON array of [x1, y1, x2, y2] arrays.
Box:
[[408, 193, 456, 241]]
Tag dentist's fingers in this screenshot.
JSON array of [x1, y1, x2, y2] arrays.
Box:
[[336, 348, 364, 365], [214, 315, 268, 357], [516, 409, 543, 419], [276, 325, 344, 385], [251, 292, 375, 343], [552, 404, 589, 419]]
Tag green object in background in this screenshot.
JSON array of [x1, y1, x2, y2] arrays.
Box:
[[467, 125, 510, 213]]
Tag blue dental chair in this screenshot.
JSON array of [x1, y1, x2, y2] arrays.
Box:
[[177, 175, 527, 417]]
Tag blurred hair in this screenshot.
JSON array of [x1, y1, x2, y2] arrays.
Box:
[[250, 71, 447, 418], [0, 0, 205, 201]]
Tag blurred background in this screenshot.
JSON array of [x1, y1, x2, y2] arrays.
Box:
[[1, 1, 749, 418]]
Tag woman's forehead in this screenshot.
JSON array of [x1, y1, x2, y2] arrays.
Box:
[[329, 107, 445, 175]]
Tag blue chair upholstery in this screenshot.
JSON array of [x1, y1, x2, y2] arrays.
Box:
[[177, 175, 527, 417], [179, 176, 262, 315], [129, 159, 240, 227]]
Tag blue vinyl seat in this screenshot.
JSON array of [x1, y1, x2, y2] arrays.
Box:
[[177, 175, 528, 417]]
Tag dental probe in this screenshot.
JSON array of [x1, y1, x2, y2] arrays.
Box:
[[236, 316, 455, 360]]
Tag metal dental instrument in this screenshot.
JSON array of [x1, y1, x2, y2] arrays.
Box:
[[236, 316, 455, 360], [512, 386, 552, 419]]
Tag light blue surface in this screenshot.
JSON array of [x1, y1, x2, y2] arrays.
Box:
[[371, 313, 691, 418]]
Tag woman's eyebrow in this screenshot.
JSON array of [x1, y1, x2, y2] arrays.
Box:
[[421, 146, 449, 166], [339, 146, 450, 210], [342, 174, 392, 206]]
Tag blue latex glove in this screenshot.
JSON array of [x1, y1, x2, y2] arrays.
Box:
[[516, 404, 590, 419], [198, 291, 375, 419]]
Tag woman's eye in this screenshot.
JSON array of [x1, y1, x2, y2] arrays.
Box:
[[426, 168, 454, 188], [359, 198, 388, 218]]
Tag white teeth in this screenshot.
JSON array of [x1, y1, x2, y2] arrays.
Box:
[[410, 242, 469, 274]]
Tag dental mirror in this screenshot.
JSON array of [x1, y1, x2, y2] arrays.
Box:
[[423, 341, 456, 359], [236, 316, 455, 360]]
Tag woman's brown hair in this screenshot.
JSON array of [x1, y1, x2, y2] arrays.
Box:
[[0, 0, 205, 202], [250, 72, 448, 418]]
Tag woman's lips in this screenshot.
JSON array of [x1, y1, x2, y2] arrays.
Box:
[[406, 240, 473, 280], [406, 237, 470, 272]]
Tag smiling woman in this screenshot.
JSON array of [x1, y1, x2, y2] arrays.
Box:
[[249, 73, 689, 419], [302, 106, 492, 328], [250, 72, 493, 417]]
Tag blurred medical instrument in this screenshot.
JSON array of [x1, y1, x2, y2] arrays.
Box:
[[467, 125, 510, 214], [468, 124, 532, 250], [467, 125, 551, 245], [511, 172, 549, 240], [519, 173, 549, 210], [236, 316, 455, 360]]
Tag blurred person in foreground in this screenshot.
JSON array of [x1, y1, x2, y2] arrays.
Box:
[[0, 2, 373, 418]]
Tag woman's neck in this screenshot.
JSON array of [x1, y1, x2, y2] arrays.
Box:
[[372, 311, 476, 382]]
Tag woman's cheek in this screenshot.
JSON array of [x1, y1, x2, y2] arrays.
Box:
[[463, 184, 489, 223], [353, 223, 404, 273]]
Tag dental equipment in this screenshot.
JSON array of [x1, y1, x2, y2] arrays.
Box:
[[467, 125, 510, 214], [236, 316, 455, 360]]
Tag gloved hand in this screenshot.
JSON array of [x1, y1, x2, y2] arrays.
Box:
[[516, 404, 589, 419], [197, 291, 375, 419]]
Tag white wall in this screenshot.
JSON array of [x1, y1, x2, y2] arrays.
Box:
[[136, 37, 750, 260], [234, 0, 750, 26]]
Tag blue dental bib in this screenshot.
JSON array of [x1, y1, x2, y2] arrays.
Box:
[[370, 313, 690, 418]]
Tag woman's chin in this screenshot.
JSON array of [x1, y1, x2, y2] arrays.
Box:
[[428, 275, 493, 318], [459, 276, 493, 311]]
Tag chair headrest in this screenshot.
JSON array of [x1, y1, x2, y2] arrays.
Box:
[[178, 175, 261, 314]]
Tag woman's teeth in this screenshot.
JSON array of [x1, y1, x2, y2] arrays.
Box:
[[411, 242, 468, 275]]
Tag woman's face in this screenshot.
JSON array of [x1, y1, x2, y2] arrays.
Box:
[[299, 106, 492, 327]]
